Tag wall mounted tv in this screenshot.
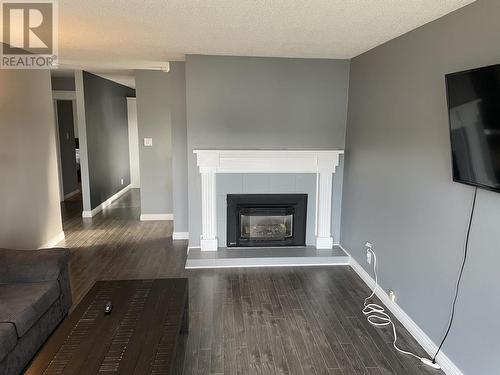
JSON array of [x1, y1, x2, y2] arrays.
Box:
[[446, 63, 500, 193]]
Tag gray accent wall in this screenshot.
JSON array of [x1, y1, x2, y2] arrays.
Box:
[[341, 1, 500, 374], [135, 64, 188, 221], [186, 55, 350, 247], [82, 72, 135, 209], [0, 69, 62, 249]]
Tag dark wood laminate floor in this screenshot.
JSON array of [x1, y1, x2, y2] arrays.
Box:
[[60, 189, 443, 375]]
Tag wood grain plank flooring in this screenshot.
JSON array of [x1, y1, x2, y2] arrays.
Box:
[[60, 189, 444, 375]]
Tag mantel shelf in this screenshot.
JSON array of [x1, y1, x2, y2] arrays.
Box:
[[193, 149, 344, 174]]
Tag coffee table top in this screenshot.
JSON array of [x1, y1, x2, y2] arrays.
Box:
[[26, 278, 188, 375]]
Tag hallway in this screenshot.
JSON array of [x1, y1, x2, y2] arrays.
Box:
[[61, 189, 179, 305]]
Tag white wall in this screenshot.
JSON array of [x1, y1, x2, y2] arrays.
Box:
[[0, 70, 63, 249]]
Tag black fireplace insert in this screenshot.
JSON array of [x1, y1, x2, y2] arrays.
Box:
[[227, 194, 307, 247]]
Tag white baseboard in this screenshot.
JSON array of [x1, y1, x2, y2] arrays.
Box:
[[40, 231, 65, 248], [172, 232, 189, 240], [82, 184, 131, 218], [340, 245, 463, 375], [140, 213, 174, 221], [64, 189, 80, 200]]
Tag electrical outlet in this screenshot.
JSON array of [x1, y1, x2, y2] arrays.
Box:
[[389, 290, 396, 302], [120, 178, 124, 185], [365, 242, 373, 264]]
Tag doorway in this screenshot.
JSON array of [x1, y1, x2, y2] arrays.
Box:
[[54, 98, 82, 220]]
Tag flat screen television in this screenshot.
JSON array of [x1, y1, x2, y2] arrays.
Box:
[[446, 63, 500, 193]]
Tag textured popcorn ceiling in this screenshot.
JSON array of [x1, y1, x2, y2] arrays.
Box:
[[57, 0, 475, 70]]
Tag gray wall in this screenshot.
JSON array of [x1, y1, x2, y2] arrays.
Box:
[[135, 64, 187, 220], [170, 64, 188, 230], [0, 70, 62, 249], [186, 55, 350, 247], [56, 100, 79, 196], [341, 1, 500, 373], [51, 75, 75, 91], [83, 72, 135, 209]]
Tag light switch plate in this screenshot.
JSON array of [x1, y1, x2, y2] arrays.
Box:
[[144, 138, 153, 147]]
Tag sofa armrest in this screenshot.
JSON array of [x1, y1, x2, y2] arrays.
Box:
[[0, 248, 70, 284]]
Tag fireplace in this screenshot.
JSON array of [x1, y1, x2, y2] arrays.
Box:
[[227, 194, 307, 247], [194, 149, 343, 250]]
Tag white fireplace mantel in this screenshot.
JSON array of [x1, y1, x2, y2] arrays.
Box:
[[193, 149, 344, 251]]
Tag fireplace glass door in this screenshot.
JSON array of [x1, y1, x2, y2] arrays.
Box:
[[240, 211, 293, 241], [227, 194, 307, 247]]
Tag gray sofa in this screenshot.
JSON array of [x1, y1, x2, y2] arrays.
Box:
[[0, 248, 72, 375]]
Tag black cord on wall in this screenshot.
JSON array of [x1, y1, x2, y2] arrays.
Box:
[[432, 186, 478, 363]]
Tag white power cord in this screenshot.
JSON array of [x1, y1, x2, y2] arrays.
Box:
[[363, 247, 441, 370]]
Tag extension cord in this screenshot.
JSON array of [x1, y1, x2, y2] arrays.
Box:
[[363, 248, 441, 371]]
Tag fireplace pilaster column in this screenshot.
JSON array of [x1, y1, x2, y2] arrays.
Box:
[[315, 155, 340, 249], [315, 170, 333, 249], [200, 167, 218, 251]]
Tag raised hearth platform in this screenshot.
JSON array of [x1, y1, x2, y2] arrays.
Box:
[[185, 245, 349, 269]]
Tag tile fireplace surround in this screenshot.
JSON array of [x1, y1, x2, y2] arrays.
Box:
[[193, 149, 344, 251]]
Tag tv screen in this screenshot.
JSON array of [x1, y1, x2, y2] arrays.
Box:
[[446, 64, 500, 192]]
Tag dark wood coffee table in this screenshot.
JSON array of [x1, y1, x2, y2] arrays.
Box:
[[26, 278, 189, 375]]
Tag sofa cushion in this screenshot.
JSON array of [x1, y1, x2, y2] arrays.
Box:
[[0, 248, 69, 284], [0, 323, 17, 363], [0, 281, 60, 337]]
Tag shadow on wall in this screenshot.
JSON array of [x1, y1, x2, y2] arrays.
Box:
[[0, 69, 63, 249]]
